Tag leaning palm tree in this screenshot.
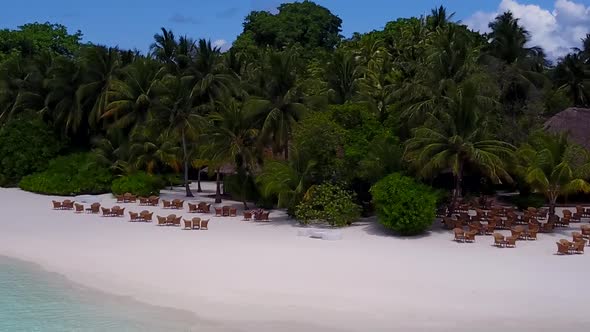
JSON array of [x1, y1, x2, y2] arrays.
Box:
[[553, 53, 590, 107], [405, 80, 515, 211], [517, 132, 590, 217]]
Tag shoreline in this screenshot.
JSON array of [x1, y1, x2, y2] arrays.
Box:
[[2, 185, 590, 331]]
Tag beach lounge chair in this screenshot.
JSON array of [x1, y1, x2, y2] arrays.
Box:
[[173, 216, 181, 226], [511, 226, 526, 240], [493, 233, 506, 248], [222, 206, 230, 217], [140, 211, 153, 222], [148, 196, 159, 206], [573, 232, 584, 243], [188, 203, 198, 213], [101, 207, 112, 217], [503, 217, 514, 230], [86, 203, 100, 214], [165, 214, 176, 226], [464, 230, 477, 243], [505, 236, 517, 248], [556, 242, 570, 255], [124, 193, 136, 203], [129, 212, 140, 222], [74, 203, 84, 213], [230, 207, 237, 217], [183, 219, 193, 229], [155, 216, 166, 226], [162, 200, 172, 209], [139, 197, 149, 205], [527, 226, 539, 240], [115, 207, 125, 217], [468, 222, 482, 235], [581, 225, 590, 239], [215, 207, 222, 217], [453, 228, 465, 243], [191, 218, 201, 229], [200, 219, 209, 230], [484, 221, 496, 235], [198, 202, 211, 213], [573, 241, 586, 254], [52, 200, 63, 210], [261, 212, 270, 221], [62, 200, 74, 210], [172, 199, 184, 209], [116, 195, 125, 203], [540, 222, 554, 233], [243, 211, 252, 221]]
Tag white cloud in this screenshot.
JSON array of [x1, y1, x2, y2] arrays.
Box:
[[212, 39, 229, 51], [465, 0, 590, 60]]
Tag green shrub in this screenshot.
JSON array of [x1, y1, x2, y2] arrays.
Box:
[[295, 183, 361, 227], [371, 173, 438, 236], [111, 172, 165, 197], [0, 113, 64, 186], [19, 153, 112, 195], [507, 194, 545, 210]]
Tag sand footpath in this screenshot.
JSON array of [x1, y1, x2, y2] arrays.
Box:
[[1, 183, 589, 331]]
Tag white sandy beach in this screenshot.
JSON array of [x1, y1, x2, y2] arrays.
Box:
[[1, 183, 590, 331]]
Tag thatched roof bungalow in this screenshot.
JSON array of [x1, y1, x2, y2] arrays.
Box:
[[544, 107, 590, 150]]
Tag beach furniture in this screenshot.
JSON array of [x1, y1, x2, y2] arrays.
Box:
[[188, 203, 198, 213], [540, 222, 554, 233], [156, 216, 167, 226], [493, 233, 506, 247], [215, 207, 222, 216], [116, 195, 125, 203], [113, 207, 125, 217], [52, 200, 63, 210], [74, 203, 84, 213], [198, 202, 211, 213], [124, 193, 136, 203], [230, 207, 237, 217], [505, 236, 517, 248], [139, 197, 149, 205], [526, 226, 539, 240], [581, 225, 590, 239], [172, 199, 184, 209], [140, 211, 153, 222], [129, 212, 140, 222], [243, 211, 252, 221], [148, 196, 159, 206], [162, 200, 172, 209], [573, 241, 586, 254], [511, 226, 526, 240], [172, 216, 181, 226], [453, 228, 465, 242], [183, 219, 193, 229], [101, 207, 112, 217], [556, 242, 571, 255], [62, 200, 74, 210], [200, 219, 209, 230], [468, 222, 482, 235], [484, 221, 496, 235], [464, 230, 477, 243], [222, 206, 230, 217], [191, 218, 201, 229], [572, 232, 584, 243], [442, 217, 455, 229], [86, 203, 101, 214]]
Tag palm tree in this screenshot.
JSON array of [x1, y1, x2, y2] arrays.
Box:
[[427, 5, 456, 30], [76, 46, 121, 131], [256, 146, 316, 210], [103, 58, 165, 131], [405, 80, 515, 211], [326, 50, 361, 104], [553, 53, 590, 107], [150, 28, 177, 68], [247, 50, 305, 159], [128, 127, 180, 174], [152, 74, 206, 197], [517, 132, 590, 216], [205, 98, 261, 205]]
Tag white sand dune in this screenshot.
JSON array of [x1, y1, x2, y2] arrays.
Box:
[[1, 183, 589, 331]]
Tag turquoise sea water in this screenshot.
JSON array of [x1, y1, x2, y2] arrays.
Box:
[[0, 256, 199, 332]]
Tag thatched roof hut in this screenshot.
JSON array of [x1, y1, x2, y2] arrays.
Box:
[[544, 108, 590, 150]]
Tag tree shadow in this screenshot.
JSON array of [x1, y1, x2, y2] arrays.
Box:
[[357, 217, 449, 239]]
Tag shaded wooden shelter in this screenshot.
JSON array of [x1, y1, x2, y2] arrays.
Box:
[[544, 108, 590, 150]]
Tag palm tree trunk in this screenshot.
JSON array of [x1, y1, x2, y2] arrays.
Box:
[[549, 192, 558, 218], [197, 168, 202, 193], [215, 169, 222, 203], [448, 161, 464, 216], [284, 138, 289, 160], [181, 129, 194, 197]]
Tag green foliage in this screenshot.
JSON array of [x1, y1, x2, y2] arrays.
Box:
[[0, 113, 64, 186], [295, 183, 361, 227], [238, 1, 342, 51], [371, 173, 438, 236], [19, 153, 113, 195], [506, 194, 545, 210], [111, 171, 164, 196], [293, 112, 345, 182], [0, 22, 82, 58]]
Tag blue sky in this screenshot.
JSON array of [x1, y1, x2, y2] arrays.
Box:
[[1, 0, 589, 57]]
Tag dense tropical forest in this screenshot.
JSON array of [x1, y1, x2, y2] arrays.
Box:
[[1, 2, 590, 234]]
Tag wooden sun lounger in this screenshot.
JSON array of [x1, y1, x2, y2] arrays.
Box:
[[140, 211, 153, 222], [200, 219, 209, 230], [188, 203, 198, 213], [74, 203, 84, 213], [52, 200, 63, 210], [453, 228, 465, 243], [464, 230, 477, 243], [556, 242, 571, 255], [493, 233, 506, 248]]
